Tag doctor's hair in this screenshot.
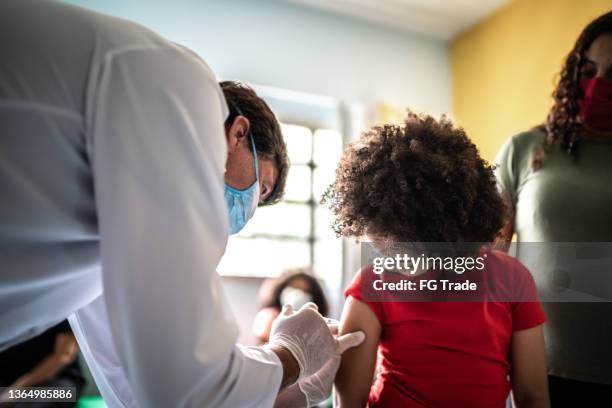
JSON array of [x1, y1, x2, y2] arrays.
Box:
[[534, 11, 612, 169], [322, 111, 506, 243], [220, 81, 288, 205]]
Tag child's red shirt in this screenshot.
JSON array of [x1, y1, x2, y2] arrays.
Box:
[[344, 249, 546, 408]]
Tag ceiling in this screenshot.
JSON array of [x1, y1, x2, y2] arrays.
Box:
[[281, 0, 511, 40]]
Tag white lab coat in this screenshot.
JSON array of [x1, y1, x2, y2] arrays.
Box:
[[0, 1, 282, 407]]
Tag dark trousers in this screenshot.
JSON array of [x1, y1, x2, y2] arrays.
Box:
[[549, 375, 612, 407]]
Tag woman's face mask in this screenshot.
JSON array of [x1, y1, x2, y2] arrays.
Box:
[[224, 133, 260, 235], [579, 77, 612, 133], [280, 286, 313, 310]]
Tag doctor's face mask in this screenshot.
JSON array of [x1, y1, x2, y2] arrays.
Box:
[[224, 133, 260, 235]]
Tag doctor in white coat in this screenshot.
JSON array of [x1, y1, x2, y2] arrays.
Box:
[[0, 1, 364, 407]]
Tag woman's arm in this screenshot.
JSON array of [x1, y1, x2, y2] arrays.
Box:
[[510, 325, 550, 408], [335, 296, 381, 408], [252, 307, 279, 344], [494, 135, 518, 250]]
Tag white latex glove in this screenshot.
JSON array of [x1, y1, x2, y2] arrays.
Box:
[[297, 355, 341, 407], [268, 303, 364, 380], [268, 302, 365, 407], [273, 330, 362, 407], [274, 356, 340, 408]]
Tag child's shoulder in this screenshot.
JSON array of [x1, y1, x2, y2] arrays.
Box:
[[482, 248, 538, 301], [344, 265, 387, 324], [344, 265, 376, 300], [484, 248, 530, 276]]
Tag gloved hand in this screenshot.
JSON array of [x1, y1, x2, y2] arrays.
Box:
[[273, 335, 360, 407], [268, 303, 365, 407], [299, 354, 342, 407], [268, 303, 364, 379]]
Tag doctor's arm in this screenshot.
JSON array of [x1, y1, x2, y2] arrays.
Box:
[[88, 46, 286, 408]]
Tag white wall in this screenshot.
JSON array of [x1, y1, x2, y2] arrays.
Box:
[[70, 0, 450, 116]]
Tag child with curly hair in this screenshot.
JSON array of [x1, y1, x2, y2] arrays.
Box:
[[326, 112, 549, 408]]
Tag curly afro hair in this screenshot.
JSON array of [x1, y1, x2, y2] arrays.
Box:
[[534, 11, 612, 168], [322, 111, 506, 243]]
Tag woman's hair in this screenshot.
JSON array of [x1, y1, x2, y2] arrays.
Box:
[[322, 111, 505, 243], [535, 11, 612, 169], [259, 268, 329, 316]]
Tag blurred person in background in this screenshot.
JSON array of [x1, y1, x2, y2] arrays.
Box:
[[253, 268, 330, 344], [495, 11, 612, 405], [0, 321, 84, 408]]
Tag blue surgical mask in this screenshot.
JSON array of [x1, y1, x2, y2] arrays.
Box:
[[224, 133, 260, 234]]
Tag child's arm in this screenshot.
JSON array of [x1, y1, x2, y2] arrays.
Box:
[[510, 324, 550, 408], [335, 296, 382, 408]]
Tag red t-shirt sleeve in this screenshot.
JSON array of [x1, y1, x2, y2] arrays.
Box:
[[344, 269, 386, 324], [509, 258, 547, 331]]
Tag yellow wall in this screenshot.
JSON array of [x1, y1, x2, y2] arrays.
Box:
[[451, 0, 612, 162]]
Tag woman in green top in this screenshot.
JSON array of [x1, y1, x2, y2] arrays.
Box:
[[496, 11, 612, 405]]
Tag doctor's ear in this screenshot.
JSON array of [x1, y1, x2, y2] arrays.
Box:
[[226, 115, 251, 155]]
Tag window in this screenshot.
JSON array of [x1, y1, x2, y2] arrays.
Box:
[[217, 124, 343, 281]]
